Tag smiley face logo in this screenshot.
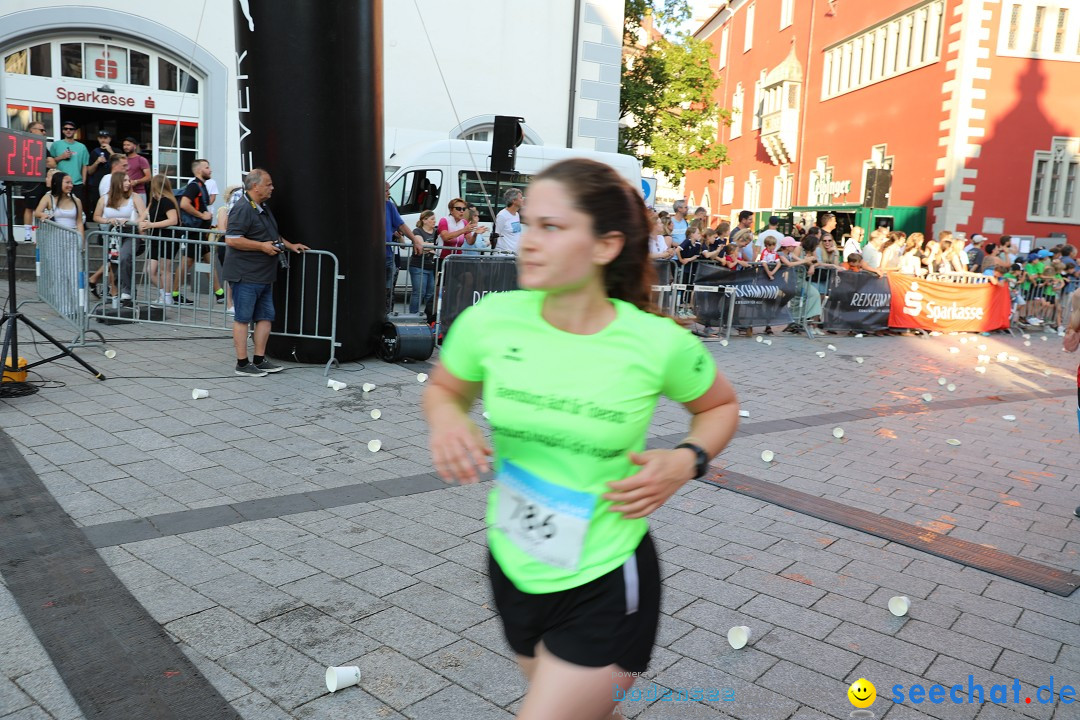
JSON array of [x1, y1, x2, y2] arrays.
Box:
[[848, 678, 876, 708]]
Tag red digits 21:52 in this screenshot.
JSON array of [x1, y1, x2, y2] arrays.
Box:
[[0, 129, 47, 182]]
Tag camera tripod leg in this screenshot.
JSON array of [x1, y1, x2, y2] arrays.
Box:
[[8, 313, 106, 381]]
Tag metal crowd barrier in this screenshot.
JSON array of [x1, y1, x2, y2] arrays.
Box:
[[1015, 275, 1064, 329], [387, 241, 513, 320], [83, 226, 342, 372], [32, 220, 105, 348]]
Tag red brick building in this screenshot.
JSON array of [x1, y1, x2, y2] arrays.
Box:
[[684, 0, 1080, 246]]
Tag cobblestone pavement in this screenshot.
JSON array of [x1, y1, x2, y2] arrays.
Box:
[[1, 287, 1077, 720]]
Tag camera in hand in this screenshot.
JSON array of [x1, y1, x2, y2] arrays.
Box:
[[273, 240, 289, 269]]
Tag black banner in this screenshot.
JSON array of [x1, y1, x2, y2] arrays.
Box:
[[439, 256, 519, 336], [692, 263, 799, 327], [821, 271, 890, 331]]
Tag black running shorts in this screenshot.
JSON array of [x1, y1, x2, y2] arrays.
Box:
[[488, 532, 660, 673]]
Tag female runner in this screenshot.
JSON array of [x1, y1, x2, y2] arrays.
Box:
[[424, 159, 739, 720]]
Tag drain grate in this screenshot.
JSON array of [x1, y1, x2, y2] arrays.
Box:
[[703, 471, 1080, 597]]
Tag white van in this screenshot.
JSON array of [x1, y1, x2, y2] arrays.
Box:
[[385, 139, 643, 231]]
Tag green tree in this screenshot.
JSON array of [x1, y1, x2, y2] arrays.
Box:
[[620, 2, 729, 181]]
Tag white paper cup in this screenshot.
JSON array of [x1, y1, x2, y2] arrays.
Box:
[[947, 383, 956, 392], [191, 389, 209, 400], [719, 339, 729, 347], [370, 409, 381, 420], [888, 596, 911, 617], [104, 349, 117, 359], [362, 382, 376, 392], [738, 410, 750, 418], [367, 439, 382, 453], [832, 427, 844, 439], [938, 377, 946, 385], [1002, 415, 1016, 421], [760, 450, 774, 463], [727, 626, 752, 649], [826, 344, 837, 351], [325, 665, 361, 693], [763, 339, 772, 346], [855, 357, 864, 364], [328, 380, 347, 391], [815, 351, 826, 358], [417, 373, 428, 383], [755, 335, 764, 343]]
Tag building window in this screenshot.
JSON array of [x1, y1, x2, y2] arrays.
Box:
[[743, 171, 760, 210], [1055, 8, 1070, 52], [1000, 1, 1080, 60], [719, 27, 730, 69], [751, 70, 766, 131], [744, 4, 755, 53], [821, 0, 944, 100], [722, 176, 735, 205], [60, 43, 82, 78], [730, 83, 744, 139], [1029, 137, 1080, 223], [1032, 5, 1047, 52], [780, 0, 794, 30], [773, 166, 792, 210]]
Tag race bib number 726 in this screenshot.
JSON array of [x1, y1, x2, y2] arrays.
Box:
[[495, 461, 595, 571]]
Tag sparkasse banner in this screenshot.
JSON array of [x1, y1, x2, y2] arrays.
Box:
[[887, 274, 1011, 333]]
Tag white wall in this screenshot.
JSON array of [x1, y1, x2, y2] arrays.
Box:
[[2, 0, 625, 177]]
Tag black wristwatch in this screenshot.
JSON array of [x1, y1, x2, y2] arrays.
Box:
[[675, 442, 710, 479]]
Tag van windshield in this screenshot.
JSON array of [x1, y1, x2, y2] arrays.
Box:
[[458, 170, 531, 223]]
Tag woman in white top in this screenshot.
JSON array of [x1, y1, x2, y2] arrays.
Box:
[[34, 172, 85, 236], [898, 234, 926, 276], [94, 171, 146, 305]]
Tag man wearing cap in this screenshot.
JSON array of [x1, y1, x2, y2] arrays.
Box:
[[123, 137, 151, 199], [966, 234, 987, 271], [87, 130, 115, 211], [50, 121, 90, 203]]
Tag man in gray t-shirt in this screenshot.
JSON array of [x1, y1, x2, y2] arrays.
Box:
[[224, 168, 309, 377]]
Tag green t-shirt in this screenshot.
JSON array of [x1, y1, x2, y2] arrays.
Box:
[[50, 139, 90, 185], [440, 290, 717, 593], [1022, 261, 1045, 290]]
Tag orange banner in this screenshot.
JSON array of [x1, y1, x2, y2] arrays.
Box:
[[887, 274, 1012, 332]]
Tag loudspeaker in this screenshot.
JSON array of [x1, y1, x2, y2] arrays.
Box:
[[379, 319, 434, 362], [490, 115, 525, 173], [863, 168, 892, 209]]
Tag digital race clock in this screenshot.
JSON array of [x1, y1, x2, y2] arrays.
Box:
[[0, 128, 48, 183]]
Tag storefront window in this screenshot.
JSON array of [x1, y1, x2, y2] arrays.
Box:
[[61, 43, 82, 78], [179, 68, 199, 94], [130, 50, 150, 85], [29, 43, 51, 77], [158, 58, 177, 91], [4, 49, 27, 74], [85, 44, 129, 84], [159, 120, 199, 190]]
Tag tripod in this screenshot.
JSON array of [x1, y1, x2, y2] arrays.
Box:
[[1, 182, 105, 389]]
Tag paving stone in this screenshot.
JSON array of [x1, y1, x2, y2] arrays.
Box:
[[278, 537, 379, 579], [192, 572, 303, 624], [896, 619, 1002, 670], [126, 579, 216, 625], [661, 546, 739, 580], [727, 567, 826, 606], [179, 526, 260, 556], [219, 544, 320, 587], [757, 660, 851, 718], [951, 615, 1060, 663], [235, 518, 317, 549], [825, 622, 938, 676], [668, 628, 778, 682], [811, 592, 909, 636], [926, 585, 1022, 625], [165, 606, 270, 660], [354, 537, 446, 574], [219, 639, 326, 711], [347, 565, 420, 597], [0, 704, 54, 720], [753, 627, 861, 680], [258, 606, 379, 665], [776, 561, 878, 601], [176, 643, 254, 702], [353, 646, 449, 710], [420, 638, 525, 707], [278, 573, 389, 624], [461, 616, 516, 661], [414, 561, 492, 606], [0, 676, 33, 717], [654, 657, 797, 720], [384, 582, 494, 633], [292, 688, 405, 720], [402, 685, 511, 720], [739, 595, 841, 640], [130, 541, 237, 586]]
